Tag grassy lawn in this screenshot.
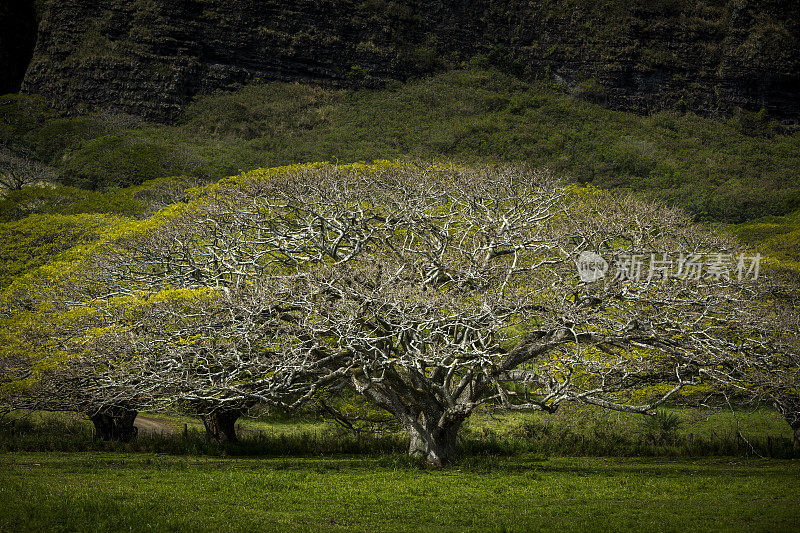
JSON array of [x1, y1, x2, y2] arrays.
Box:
[[0, 452, 797, 532]]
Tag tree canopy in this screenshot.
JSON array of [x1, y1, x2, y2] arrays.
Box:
[[2, 161, 797, 463]]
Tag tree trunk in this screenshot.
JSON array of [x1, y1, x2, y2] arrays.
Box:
[[404, 415, 463, 467], [353, 373, 471, 466], [201, 408, 242, 443], [89, 406, 138, 442]]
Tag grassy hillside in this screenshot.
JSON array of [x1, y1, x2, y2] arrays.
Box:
[[176, 69, 800, 225], [726, 209, 800, 275], [3, 68, 799, 224]]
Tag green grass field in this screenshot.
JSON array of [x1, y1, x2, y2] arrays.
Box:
[[1, 453, 798, 532], [2, 405, 797, 532]]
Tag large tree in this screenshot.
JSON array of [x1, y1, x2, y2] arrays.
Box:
[[50, 161, 787, 464]]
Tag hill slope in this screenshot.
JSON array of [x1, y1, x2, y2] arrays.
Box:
[[4, 69, 799, 224]]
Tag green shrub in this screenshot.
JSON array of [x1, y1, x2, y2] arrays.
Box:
[[0, 186, 143, 221], [727, 108, 777, 137], [640, 410, 682, 444], [0, 94, 56, 142], [61, 134, 199, 189], [22, 116, 103, 164]]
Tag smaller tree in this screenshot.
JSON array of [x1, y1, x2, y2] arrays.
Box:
[[0, 143, 57, 191]]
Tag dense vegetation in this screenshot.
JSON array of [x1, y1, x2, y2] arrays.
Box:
[[3, 69, 799, 224], [2, 406, 795, 458]]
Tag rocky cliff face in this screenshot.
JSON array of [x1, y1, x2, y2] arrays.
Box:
[[21, 0, 800, 123]]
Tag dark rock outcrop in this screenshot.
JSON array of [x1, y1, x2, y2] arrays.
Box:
[[21, 0, 800, 123]]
